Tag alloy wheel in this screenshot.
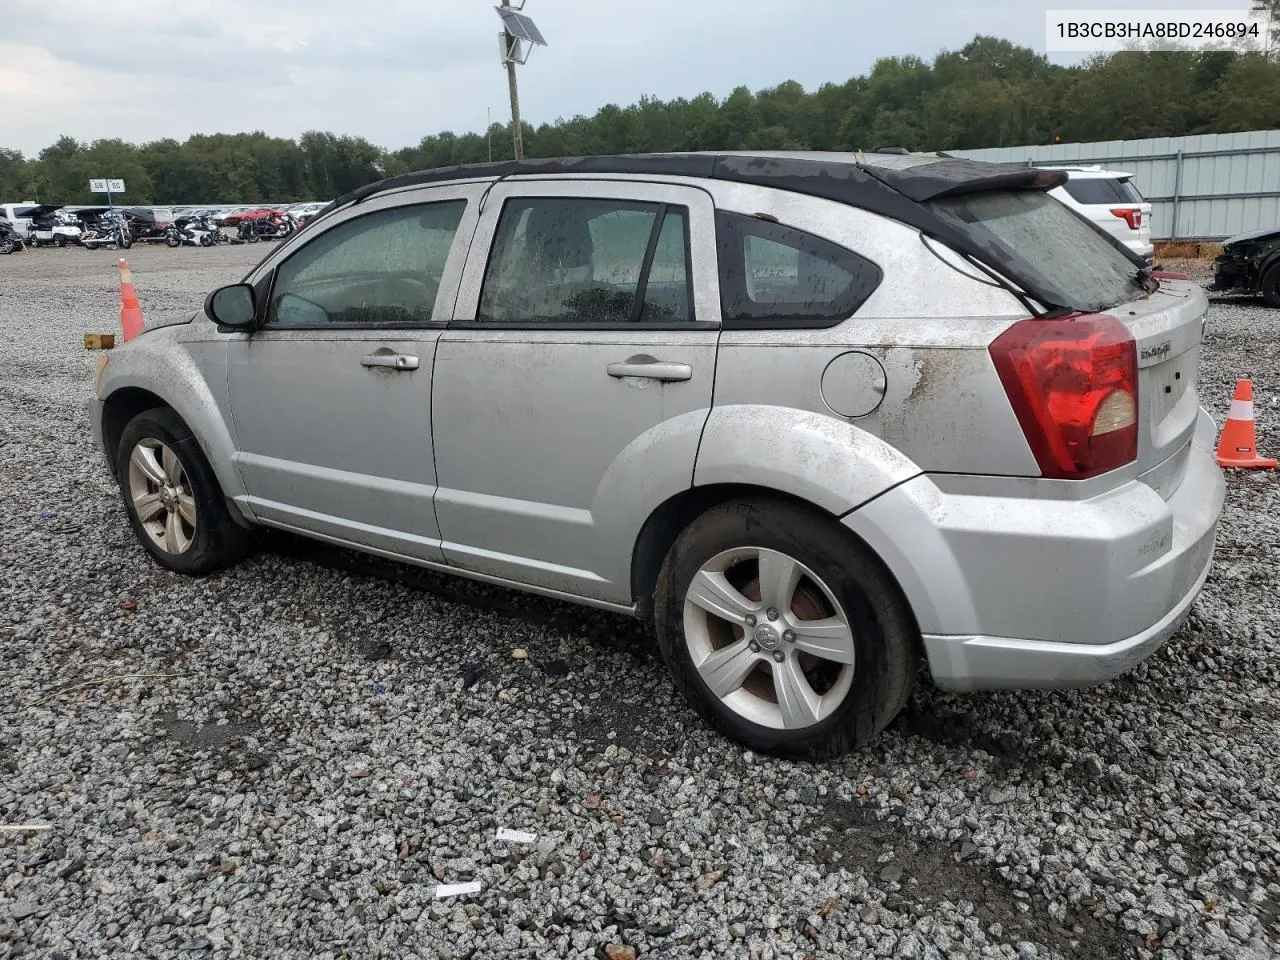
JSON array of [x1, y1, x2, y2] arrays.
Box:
[[682, 546, 856, 730], [127, 438, 197, 554]]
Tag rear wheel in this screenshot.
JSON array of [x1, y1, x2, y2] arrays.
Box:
[[54, 235, 67, 248], [653, 498, 919, 760], [1260, 263, 1280, 308], [116, 408, 252, 575], [0, 239, 13, 255]]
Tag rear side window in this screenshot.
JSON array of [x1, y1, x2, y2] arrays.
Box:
[[929, 190, 1144, 313], [477, 197, 693, 325], [716, 212, 882, 328], [1062, 178, 1142, 205]]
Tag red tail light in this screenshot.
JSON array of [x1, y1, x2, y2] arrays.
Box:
[[990, 315, 1139, 479], [1110, 207, 1141, 230]]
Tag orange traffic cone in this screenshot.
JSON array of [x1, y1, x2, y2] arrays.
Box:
[[118, 258, 145, 342], [1215, 379, 1276, 469]]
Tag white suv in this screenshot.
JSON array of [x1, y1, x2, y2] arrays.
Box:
[[1042, 166, 1153, 263]]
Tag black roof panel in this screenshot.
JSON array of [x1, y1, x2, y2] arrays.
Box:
[[329, 151, 1066, 213]]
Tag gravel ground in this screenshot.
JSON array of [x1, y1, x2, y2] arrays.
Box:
[[1, 244, 1278, 960]]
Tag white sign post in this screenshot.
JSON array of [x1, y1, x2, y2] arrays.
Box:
[[89, 178, 126, 209]]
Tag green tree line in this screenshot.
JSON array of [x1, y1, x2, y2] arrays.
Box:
[[3, 37, 1278, 206]]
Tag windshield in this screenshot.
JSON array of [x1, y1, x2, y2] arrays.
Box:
[[927, 190, 1145, 312]]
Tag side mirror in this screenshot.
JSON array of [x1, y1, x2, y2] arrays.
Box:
[[205, 283, 257, 329]]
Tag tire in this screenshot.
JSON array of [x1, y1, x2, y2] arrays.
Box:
[[55, 236, 66, 248], [246, 232, 259, 243], [116, 408, 252, 575], [199, 234, 213, 247], [0, 239, 13, 255], [1261, 263, 1280, 309], [653, 498, 919, 760], [165, 231, 180, 248], [120, 233, 133, 250]]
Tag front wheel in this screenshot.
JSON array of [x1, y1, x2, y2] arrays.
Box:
[[116, 408, 252, 575], [119, 233, 133, 250], [0, 239, 13, 255], [653, 498, 919, 760], [165, 230, 181, 248], [246, 232, 259, 243]]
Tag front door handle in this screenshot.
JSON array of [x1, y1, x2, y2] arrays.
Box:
[[361, 353, 419, 371], [606, 357, 693, 382]]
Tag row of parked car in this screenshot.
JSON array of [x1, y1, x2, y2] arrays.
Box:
[[0, 200, 329, 253]]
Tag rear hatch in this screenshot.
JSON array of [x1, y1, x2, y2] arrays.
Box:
[[1115, 281, 1206, 497], [927, 188, 1206, 497]]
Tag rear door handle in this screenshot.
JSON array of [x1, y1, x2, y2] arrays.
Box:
[[607, 358, 693, 382], [361, 353, 419, 371]]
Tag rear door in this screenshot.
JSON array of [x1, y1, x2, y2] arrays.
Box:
[[225, 184, 483, 561], [431, 179, 721, 604]]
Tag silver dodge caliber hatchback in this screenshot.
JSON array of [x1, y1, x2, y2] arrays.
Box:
[[91, 152, 1225, 759]]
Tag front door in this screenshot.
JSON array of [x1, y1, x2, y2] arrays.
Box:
[[226, 186, 481, 561], [431, 180, 722, 604]]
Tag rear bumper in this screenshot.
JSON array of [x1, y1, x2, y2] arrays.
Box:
[[1124, 239, 1154, 261], [844, 408, 1225, 692], [921, 539, 1211, 691]]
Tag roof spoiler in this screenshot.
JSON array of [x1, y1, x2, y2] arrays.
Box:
[[859, 157, 1068, 202]]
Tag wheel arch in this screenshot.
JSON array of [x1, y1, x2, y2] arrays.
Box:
[[101, 387, 169, 480], [98, 357, 249, 513], [630, 482, 920, 641]]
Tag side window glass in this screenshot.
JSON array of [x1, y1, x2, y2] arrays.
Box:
[[716, 211, 882, 328], [267, 200, 465, 328], [641, 210, 690, 322], [477, 198, 693, 324]]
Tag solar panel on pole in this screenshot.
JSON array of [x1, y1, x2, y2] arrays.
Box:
[[493, 1, 548, 161], [496, 7, 547, 46]]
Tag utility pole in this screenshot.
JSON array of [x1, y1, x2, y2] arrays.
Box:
[[1255, 0, 1280, 59], [502, 0, 524, 160], [494, 1, 546, 162]]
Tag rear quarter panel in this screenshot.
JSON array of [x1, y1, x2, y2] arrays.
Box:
[[697, 183, 1039, 485]]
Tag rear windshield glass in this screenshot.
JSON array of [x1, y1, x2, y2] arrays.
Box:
[[928, 190, 1144, 312], [1062, 177, 1143, 205]]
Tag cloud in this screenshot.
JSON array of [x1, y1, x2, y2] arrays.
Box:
[[0, 0, 1251, 156]]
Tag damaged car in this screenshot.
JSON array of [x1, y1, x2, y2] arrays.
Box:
[[1210, 226, 1280, 306], [90, 151, 1225, 760]]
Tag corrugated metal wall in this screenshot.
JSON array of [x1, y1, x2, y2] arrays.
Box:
[[951, 129, 1280, 241]]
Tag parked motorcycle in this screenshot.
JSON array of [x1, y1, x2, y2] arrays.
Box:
[[0, 217, 26, 254], [79, 212, 133, 250], [237, 210, 296, 243], [120, 207, 177, 245], [168, 214, 220, 247]]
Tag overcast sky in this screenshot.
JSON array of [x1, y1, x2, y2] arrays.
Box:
[[0, 0, 1254, 156]]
